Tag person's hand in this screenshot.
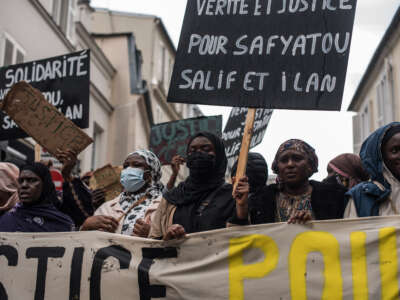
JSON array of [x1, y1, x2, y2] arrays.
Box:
[[164, 224, 186, 241], [171, 155, 185, 175], [233, 176, 249, 207], [132, 218, 151, 237], [57, 149, 78, 182], [288, 211, 312, 224], [80, 216, 118, 232], [92, 188, 106, 210]]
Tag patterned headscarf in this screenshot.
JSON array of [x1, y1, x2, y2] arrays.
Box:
[[0, 163, 19, 213], [272, 139, 318, 175], [119, 150, 164, 235]]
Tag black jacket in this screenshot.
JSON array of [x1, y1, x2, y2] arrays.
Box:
[[240, 180, 347, 224]]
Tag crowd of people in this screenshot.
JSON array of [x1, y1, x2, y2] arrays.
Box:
[[0, 121, 400, 239]]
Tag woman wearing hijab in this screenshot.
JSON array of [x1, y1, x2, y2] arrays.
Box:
[[323, 153, 369, 190], [234, 139, 346, 225], [149, 132, 248, 240], [345, 122, 400, 217], [0, 162, 74, 232], [81, 150, 164, 237], [0, 163, 19, 215]]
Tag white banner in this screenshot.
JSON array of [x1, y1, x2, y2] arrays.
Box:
[[1, 217, 400, 299]]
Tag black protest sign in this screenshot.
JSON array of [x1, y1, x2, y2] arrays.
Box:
[[223, 108, 272, 158], [149, 115, 222, 164], [168, 0, 357, 110], [0, 50, 90, 140]]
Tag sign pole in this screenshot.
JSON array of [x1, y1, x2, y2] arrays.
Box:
[[34, 143, 41, 162], [233, 108, 256, 192]]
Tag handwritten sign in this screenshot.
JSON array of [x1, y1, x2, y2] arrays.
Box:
[[0, 50, 90, 140], [223, 108, 272, 158], [1, 217, 400, 299], [90, 164, 123, 201], [149, 115, 222, 164], [2, 81, 92, 158], [168, 0, 357, 110]]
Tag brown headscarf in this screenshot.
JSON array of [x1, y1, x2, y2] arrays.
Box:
[[0, 163, 19, 213], [328, 153, 369, 189], [272, 139, 318, 175]]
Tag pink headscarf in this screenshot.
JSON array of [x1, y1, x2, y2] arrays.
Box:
[[0, 163, 19, 213]]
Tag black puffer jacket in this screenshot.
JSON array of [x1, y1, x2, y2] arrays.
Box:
[[232, 180, 347, 224]]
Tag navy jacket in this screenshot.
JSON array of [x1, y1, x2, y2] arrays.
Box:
[[346, 122, 400, 217]]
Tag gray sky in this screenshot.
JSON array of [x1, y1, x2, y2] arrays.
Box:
[[92, 0, 400, 179]]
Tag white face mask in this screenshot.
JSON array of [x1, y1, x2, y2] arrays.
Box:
[[120, 167, 146, 193]]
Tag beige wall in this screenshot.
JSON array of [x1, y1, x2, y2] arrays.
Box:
[[351, 26, 400, 154], [94, 35, 151, 166]]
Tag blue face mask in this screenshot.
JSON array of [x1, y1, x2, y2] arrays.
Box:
[[120, 167, 146, 193]]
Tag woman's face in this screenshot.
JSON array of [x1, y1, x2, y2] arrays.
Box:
[[188, 137, 216, 156], [123, 154, 152, 183], [18, 170, 43, 205], [276, 149, 311, 186], [382, 132, 400, 180]]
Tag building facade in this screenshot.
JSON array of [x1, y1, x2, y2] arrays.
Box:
[[349, 7, 400, 154], [89, 8, 202, 182], [0, 0, 115, 172], [0, 1, 201, 181]]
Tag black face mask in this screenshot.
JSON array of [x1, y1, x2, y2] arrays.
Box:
[[187, 152, 216, 177]]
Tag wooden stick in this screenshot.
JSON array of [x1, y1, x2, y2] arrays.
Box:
[[233, 108, 256, 192], [34, 144, 41, 162]]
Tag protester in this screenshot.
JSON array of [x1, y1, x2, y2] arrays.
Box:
[[81, 171, 93, 187], [233, 139, 346, 225], [0, 163, 19, 215], [56, 149, 97, 227], [323, 153, 369, 189], [230, 152, 269, 222], [166, 155, 185, 191], [0, 162, 74, 232], [81, 150, 164, 237], [345, 122, 400, 217], [148, 132, 248, 240]]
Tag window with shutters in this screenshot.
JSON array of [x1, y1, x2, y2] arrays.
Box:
[[361, 105, 370, 140], [52, 0, 62, 25], [66, 0, 76, 42], [376, 64, 395, 127], [0, 33, 25, 67], [160, 45, 166, 84], [91, 124, 104, 171]]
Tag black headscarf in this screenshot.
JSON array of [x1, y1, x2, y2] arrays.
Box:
[[20, 163, 59, 205], [231, 152, 268, 193], [164, 132, 234, 233], [164, 132, 227, 206]]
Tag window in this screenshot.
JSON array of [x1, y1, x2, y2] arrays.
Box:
[[160, 45, 166, 84], [66, 0, 76, 42], [361, 106, 370, 140], [156, 104, 162, 123], [91, 124, 103, 170], [52, 0, 62, 25], [1, 34, 25, 67], [376, 63, 395, 127]]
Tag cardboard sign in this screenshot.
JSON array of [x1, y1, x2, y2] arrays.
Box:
[[90, 164, 123, 201], [1, 217, 400, 299], [0, 50, 90, 140], [223, 108, 272, 158], [149, 115, 222, 164], [2, 81, 93, 158], [168, 0, 357, 110]]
